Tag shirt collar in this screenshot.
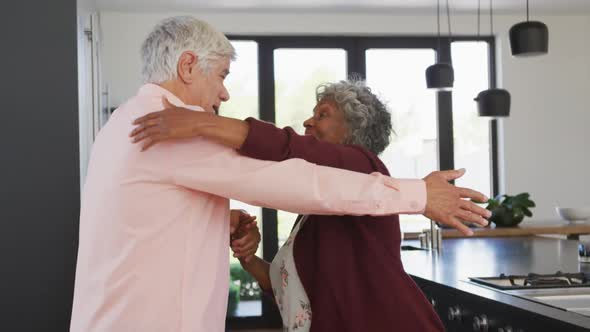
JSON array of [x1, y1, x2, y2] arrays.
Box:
[[138, 83, 205, 112]]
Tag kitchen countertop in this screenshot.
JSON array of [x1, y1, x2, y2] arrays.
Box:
[[401, 236, 590, 329]]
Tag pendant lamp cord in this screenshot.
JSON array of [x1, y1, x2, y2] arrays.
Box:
[[477, 0, 481, 39], [436, 0, 441, 61], [446, 0, 452, 64], [490, 0, 494, 35]]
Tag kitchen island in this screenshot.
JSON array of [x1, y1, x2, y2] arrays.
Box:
[[401, 237, 590, 331]]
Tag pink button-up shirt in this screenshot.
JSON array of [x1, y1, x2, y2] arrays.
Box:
[[70, 84, 426, 332]]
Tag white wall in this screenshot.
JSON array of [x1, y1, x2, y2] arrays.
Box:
[[498, 15, 590, 221], [78, 0, 96, 14], [98, 10, 590, 221]]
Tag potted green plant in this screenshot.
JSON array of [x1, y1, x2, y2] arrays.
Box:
[[230, 263, 261, 300], [227, 282, 240, 316], [486, 193, 536, 227]]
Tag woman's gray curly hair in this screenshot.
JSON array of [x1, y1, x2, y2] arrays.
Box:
[[316, 79, 392, 155]]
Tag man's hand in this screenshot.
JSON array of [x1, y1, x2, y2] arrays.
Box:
[[229, 210, 261, 263], [423, 169, 491, 236]]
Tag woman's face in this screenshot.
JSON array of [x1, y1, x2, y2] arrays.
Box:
[[303, 99, 349, 145]]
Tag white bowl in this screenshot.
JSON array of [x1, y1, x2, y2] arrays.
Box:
[[555, 207, 590, 222]]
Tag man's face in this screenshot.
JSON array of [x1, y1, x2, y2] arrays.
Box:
[[187, 56, 231, 113]]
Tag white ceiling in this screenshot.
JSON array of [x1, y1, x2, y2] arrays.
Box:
[[95, 0, 590, 14]]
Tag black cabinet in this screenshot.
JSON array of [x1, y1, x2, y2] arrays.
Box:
[[415, 277, 590, 332]]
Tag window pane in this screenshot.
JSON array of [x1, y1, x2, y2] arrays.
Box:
[[451, 42, 492, 197], [274, 48, 347, 246], [221, 41, 259, 120], [366, 49, 437, 234], [224, 40, 262, 318]]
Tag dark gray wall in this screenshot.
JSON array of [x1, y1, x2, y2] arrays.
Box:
[[0, 1, 80, 331]]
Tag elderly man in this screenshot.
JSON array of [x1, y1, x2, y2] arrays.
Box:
[[70, 16, 489, 332]]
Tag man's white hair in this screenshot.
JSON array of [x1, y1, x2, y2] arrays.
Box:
[[140, 16, 236, 83]]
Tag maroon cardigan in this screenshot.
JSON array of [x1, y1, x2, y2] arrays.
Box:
[[239, 118, 444, 332]]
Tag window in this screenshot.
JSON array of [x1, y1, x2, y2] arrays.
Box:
[[273, 48, 347, 246], [220, 41, 259, 120], [365, 48, 437, 233], [451, 41, 493, 197], [220, 41, 263, 319]]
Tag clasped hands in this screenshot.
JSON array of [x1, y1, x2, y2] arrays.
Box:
[[229, 209, 261, 263]]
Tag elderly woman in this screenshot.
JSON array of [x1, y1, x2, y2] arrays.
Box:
[[131, 80, 487, 331]]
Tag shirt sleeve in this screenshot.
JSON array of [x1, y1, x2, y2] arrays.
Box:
[[237, 117, 426, 214], [161, 137, 425, 216], [239, 117, 374, 171]]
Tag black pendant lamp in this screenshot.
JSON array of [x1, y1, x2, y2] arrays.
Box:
[[426, 0, 454, 90], [475, 89, 511, 117], [475, 0, 511, 118], [509, 0, 548, 56]]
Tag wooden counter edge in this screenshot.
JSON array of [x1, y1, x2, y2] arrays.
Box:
[[403, 222, 590, 240]]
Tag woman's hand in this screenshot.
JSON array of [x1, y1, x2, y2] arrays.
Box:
[[229, 210, 261, 263], [130, 97, 208, 151]]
